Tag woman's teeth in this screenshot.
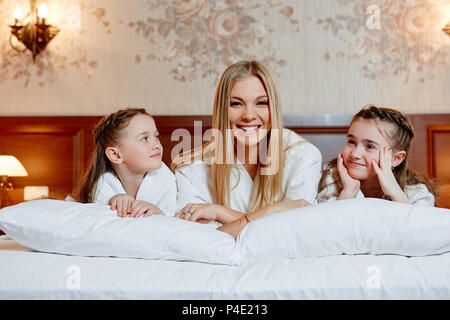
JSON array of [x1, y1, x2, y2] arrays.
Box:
[[239, 126, 259, 131]]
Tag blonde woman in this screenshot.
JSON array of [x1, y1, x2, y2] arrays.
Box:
[[172, 61, 322, 238]]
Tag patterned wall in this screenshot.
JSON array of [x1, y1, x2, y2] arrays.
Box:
[[0, 0, 449, 116]]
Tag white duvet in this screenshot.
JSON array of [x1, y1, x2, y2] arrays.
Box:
[[1, 245, 449, 299]]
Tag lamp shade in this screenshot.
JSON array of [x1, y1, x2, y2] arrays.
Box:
[[0, 155, 28, 177]]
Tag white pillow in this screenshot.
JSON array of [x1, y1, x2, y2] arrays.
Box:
[[2, 198, 450, 264], [0, 199, 239, 265], [238, 198, 450, 259]]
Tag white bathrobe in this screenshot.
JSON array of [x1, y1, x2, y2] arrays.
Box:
[[316, 166, 435, 206], [93, 163, 177, 216], [175, 129, 323, 215]]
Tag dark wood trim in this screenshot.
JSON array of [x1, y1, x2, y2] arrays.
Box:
[[73, 128, 83, 190], [427, 125, 450, 179], [1, 114, 450, 209], [287, 126, 349, 134]]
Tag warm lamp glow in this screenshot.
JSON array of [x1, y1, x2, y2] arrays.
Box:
[[0, 155, 28, 177], [0, 155, 28, 207], [38, 3, 48, 19], [13, 7, 22, 21], [8, 0, 60, 61], [24, 186, 49, 201]]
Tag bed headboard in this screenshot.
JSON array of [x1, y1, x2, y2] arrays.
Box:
[[1, 114, 449, 208]]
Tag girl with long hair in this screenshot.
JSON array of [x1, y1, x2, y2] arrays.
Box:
[[317, 105, 437, 205], [72, 107, 176, 217]]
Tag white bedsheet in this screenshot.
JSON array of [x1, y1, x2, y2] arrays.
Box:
[[1, 240, 449, 299]]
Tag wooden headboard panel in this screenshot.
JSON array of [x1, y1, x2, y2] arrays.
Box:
[[1, 114, 449, 208]]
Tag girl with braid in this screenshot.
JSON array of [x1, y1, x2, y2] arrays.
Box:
[[72, 108, 177, 217], [317, 105, 437, 205]]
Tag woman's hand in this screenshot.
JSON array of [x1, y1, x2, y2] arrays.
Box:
[[217, 215, 251, 239], [372, 147, 408, 203], [108, 194, 135, 217], [248, 199, 310, 221], [175, 203, 243, 224], [175, 203, 221, 224], [218, 199, 311, 239], [129, 200, 164, 218], [337, 153, 360, 199]]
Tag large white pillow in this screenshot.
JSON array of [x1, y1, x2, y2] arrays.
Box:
[[0, 199, 239, 265], [238, 198, 450, 259]]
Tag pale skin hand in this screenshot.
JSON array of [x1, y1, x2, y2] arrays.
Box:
[[108, 194, 135, 217], [176, 199, 311, 239], [217, 199, 311, 239], [129, 200, 164, 217], [175, 203, 242, 224], [108, 194, 164, 217], [372, 146, 409, 203], [336, 153, 360, 200]]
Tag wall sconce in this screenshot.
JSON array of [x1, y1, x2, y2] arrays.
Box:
[[0, 155, 28, 208], [9, 0, 59, 62], [444, 22, 450, 37]]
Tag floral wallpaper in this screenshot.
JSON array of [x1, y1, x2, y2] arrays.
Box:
[[128, 0, 300, 82], [0, 0, 449, 115], [318, 0, 450, 83]]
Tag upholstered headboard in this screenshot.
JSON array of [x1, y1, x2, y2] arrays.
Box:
[[1, 114, 449, 208]]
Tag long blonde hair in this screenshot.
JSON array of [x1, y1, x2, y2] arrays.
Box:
[[172, 61, 286, 212], [318, 105, 438, 200]]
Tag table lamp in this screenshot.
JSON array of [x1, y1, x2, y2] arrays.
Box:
[[0, 155, 28, 208]]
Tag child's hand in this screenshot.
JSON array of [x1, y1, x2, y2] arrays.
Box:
[[372, 147, 408, 203], [337, 153, 360, 199], [108, 194, 135, 217], [128, 200, 164, 218]]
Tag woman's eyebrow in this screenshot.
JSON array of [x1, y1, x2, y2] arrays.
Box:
[[230, 95, 268, 101]]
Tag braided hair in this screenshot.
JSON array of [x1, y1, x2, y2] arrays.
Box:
[[72, 108, 151, 203], [318, 105, 437, 200]]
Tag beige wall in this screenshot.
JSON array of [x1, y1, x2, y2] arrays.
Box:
[[0, 0, 449, 116]]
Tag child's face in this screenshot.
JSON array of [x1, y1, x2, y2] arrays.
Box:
[[117, 114, 162, 174], [341, 118, 393, 180], [228, 75, 270, 148]]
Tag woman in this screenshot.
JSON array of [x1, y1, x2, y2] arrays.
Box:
[[172, 61, 322, 238]]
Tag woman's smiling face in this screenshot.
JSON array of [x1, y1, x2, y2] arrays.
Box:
[[228, 75, 270, 148], [342, 118, 393, 180]]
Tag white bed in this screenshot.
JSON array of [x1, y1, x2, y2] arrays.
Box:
[[1, 199, 450, 300], [1, 238, 450, 299]]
